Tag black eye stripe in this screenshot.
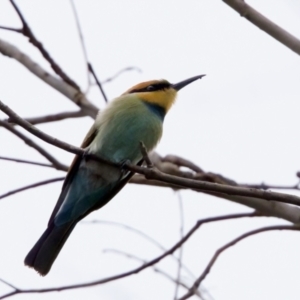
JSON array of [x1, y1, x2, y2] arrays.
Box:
[[146, 85, 155, 91], [129, 82, 171, 94]]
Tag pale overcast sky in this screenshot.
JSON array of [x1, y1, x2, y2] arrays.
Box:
[[1, 1, 300, 299]]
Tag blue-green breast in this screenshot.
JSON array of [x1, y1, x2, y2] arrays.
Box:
[[88, 94, 164, 163]]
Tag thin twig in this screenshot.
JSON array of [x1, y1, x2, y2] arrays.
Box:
[[222, 0, 300, 55], [0, 26, 21, 33], [174, 192, 185, 299], [82, 220, 166, 251], [0, 101, 112, 165], [0, 38, 98, 118], [130, 172, 300, 226], [178, 225, 300, 300], [0, 156, 54, 168], [8, 0, 80, 89], [0, 177, 65, 200], [69, 0, 91, 92], [163, 155, 203, 173], [6, 110, 86, 126], [0, 212, 256, 299], [101, 66, 142, 84], [130, 174, 180, 188], [0, 120, 68, 171], [82, 219, 197, 280], [129, 165, 300, 207], [88, 63, 108, 103], [104, 249, 203, 299], [242, 182, 300, 191], [0, 279, 18, 290]]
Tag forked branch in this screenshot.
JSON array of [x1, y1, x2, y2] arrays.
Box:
[[178, 225, 300, 300], [1, 100, 300, 207], [0, 212, 256, 299]]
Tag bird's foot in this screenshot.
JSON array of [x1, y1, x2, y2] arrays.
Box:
[[139, 141, 153, 168]]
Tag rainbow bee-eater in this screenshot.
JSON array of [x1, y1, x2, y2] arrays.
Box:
[[24, 75, 205, 275]]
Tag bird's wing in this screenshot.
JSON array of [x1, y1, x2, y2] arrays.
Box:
[[53, 157, 144, 225], [48, 122, 143, 226], [48, 124, 98, 225], [79, 158, 143, 220]]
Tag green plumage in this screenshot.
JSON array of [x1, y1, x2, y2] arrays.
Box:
[[24, 94, 164, 275], [90, 94, 163, 163], [24, 74, 204, 276]]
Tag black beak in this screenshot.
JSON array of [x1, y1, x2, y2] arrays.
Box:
[[171, 75, 206, 91]]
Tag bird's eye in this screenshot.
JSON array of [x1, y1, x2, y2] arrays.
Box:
[[146, 85, 155, 91]]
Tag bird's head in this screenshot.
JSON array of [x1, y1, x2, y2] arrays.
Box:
[[123, 75, 205, 112]]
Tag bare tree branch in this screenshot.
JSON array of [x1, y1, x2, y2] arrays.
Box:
[[0, 26, 21, 33], [82, 219, 197, 280], [83, 219, 167, 251], [104, 249, 203, 299], [0, 120, 68, 171], [0, 177, 65, 201], [1, 2, 297, 299], [128, 164, 300, 207], [2, 100, 300, 211], [178, 225, 300, 300], [0, 212, 256, 299], [88, 63, 108, 103], [130, 174, 177, 187], [5, 0, 80, 89], [0, 101, 95, 161], [3, 37, 296, 224], [174, 192, 185, 300], [222, 0, 300, 55], [6, 110, 86, 126], [130, 171, 300, 225], [0, 38, 98, 118], [151, 152, 300, 224], [0, 156, 53, 168], [242, 182, 300, 191], [69, 0, 91, 91], [0, 279, 17, 291], [163, 155, 203, 173]]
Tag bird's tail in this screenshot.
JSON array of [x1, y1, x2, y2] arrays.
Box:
[[24, 222, 76, 276]]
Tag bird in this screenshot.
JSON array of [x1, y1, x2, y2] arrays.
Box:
[[24, 74, 205, 276]]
